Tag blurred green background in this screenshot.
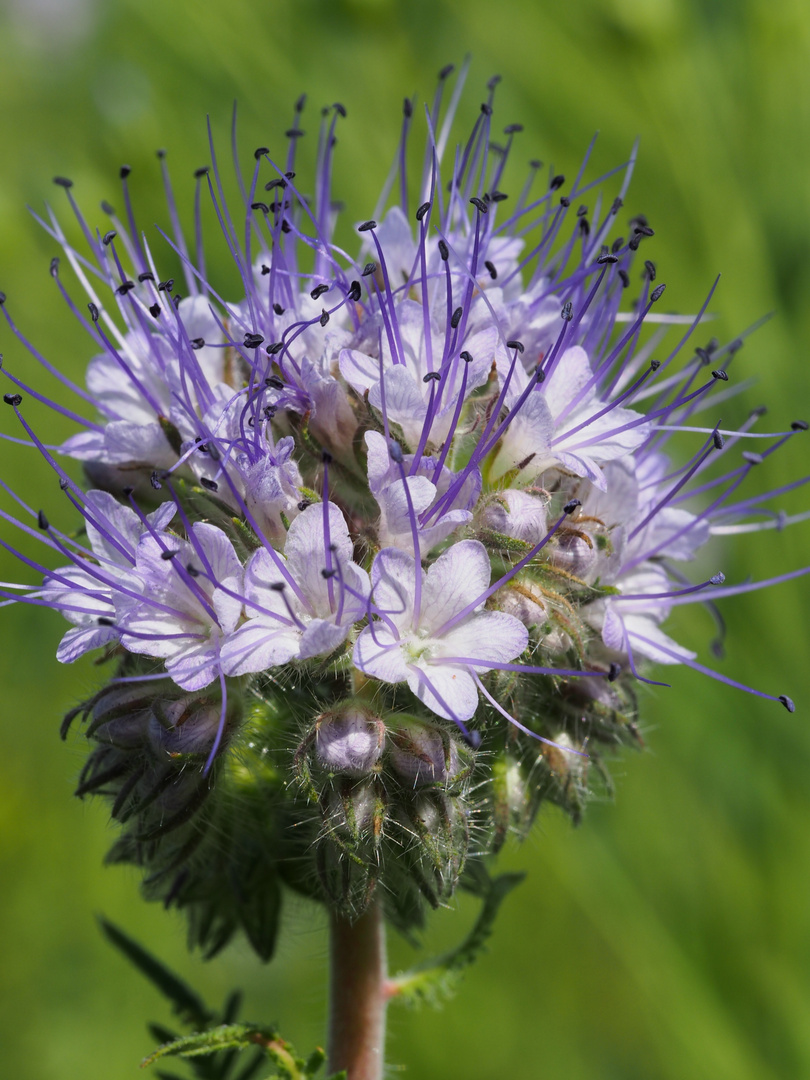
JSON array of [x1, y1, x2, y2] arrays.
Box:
[[1, 1, 809, 1077]]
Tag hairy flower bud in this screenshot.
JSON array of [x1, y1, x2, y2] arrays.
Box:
[[313, 705, 385, 776], [388, 715, 471, 787]]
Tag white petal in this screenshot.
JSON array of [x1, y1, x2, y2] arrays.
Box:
[[407, 662, 479, 722], [438, 611, 528, 669], [353, 624, 411, 684], [419, 540, 492, 632], [369, 547, 418, 632], [220, 619, 302, 675]]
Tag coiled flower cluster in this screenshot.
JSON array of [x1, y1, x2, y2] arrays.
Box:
[[1, 67, 807, 954]]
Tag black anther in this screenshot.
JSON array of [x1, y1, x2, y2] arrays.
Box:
[[357, 220, 376, 232]]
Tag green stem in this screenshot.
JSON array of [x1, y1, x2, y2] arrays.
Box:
[[327, 899, 387, 1080]]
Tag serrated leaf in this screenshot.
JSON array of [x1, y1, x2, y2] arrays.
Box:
[[387, 870, 525, 1008], [142, 1024, 278, 1068], [99, 917, 212, 1029]]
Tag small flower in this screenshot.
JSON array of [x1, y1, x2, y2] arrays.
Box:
[[354, 540, 528, 724]]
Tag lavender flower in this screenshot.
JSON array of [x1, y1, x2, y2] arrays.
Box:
[[1, 65, 808, 942]]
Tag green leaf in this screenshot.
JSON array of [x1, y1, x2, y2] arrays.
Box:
[[98, 917, 213, 1030], [387, 869, 526, 1008], [142, 1024, 279, 1068]]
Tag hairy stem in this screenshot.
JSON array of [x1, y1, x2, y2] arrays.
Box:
[[327, 900, 387, 1080]]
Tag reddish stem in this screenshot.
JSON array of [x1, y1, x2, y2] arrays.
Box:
[[327, 900, 387, 1080]]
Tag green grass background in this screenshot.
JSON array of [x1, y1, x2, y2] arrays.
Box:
[[1, 1, 809, 1077]]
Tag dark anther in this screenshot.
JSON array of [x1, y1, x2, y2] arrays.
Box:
[[650, 359, 661, 371], [116, 281, 135, 296], [53, 176, 73, 189], [791, 419, 809, 431], [186, 563, 200, 578], [150, 471, 162, 490], [322, 449, 333, 464], [160, 549, 177, 561], [423, 371, 441, 383], [295, 93, 307, 113], [484, 260, 498, 279], [743, 451, 764, 466], [611, 196, 623, 215], [321, 567, 337, 579], [597, 253, 618, 264], [438, 239, 449, 261], [712, 431, 725, 450], [608, 662, 621, 682], [529, 158, 543, 170], [194, 166, 210, 178], [37, 510, 49, 530], [576, 205, 588, 217], [254, 146, 269, 160], [389, 440, 403, 464], [138, 272, 155, 283], [416, 201, 431, 222], [563, 499, 581, 515], [320, 310, 330, 327], [634, 223, 655, 237], [102, 229, 117, 247], [59, 477, 69, 491], [362, 261, 377, 277], [101, 203, 115, 219], [158, 279, 174, 292], [285, 129, 304, 139], [491, 190, 508, 202], [487, 73, 502, 89], [285, 171, 296, 179], [695, 347, 711, 366], [481, 103, 493, 116], [618, 269, 630, 289], [156, 148, 167, 159], [506, 339, 524, 353], [265, 178, 287, 191], [650, 283, 666, 303], [297, 500, 311, 512], [579, 218, 590, 236], [439, 63, 455, 80], [612, 236, 624, 253], [97, 616, 114, 627], [190, 338, 205, 350], [311, 283, 330, 300], [711, 369, 728, 381], [200, 477, 218, 491], [121, 486, 134, 497], [269, 581, 286, 592], [779, 695, 796, 713], [358, 220, 376, 232], [560, 196, 570, 208], [460, 350, 473, 363], [348, 280, 362, 302], [266, 342, 284, 355], [451, 306, 463, 329], [280, 220, 292, 234], [87, 302, 99, 322], [550, 174, 565, 191], [403, 97, 413, 118], [3, 393, 22, 407], [243, 333, 265, 349], [535, 366, 546, 384], [251, 201, 269, 213], [273, 301, 285, 314], [504, 123, 523, 134], [0, 291, 5, 305], [149, 304, 161, 318], [710, 572, 726, 586], [561, 301, 573, 321], [470, 196, 488, 214], [645, 259, 657, 281]]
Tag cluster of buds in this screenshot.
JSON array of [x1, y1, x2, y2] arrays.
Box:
[[1, 65, 807, 952]]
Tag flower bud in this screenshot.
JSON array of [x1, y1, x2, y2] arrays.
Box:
[[479, 489, 548, 543], [548, 529, 598, 579], [314, 705, 385, 776], [388, 715, 471, 787]]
